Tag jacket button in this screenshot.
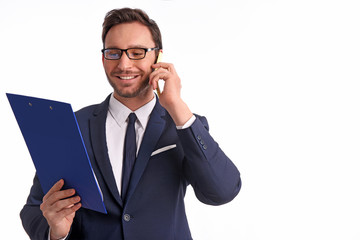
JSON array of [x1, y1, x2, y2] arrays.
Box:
[[123, 214, 131, 222]]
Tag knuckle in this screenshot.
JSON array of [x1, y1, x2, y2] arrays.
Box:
[[54, 200, 64, 209]]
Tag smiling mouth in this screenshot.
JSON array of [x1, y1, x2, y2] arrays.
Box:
[[116, 75, 138, 80]]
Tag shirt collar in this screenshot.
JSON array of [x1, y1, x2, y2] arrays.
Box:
[[108, 93, 156, 129]]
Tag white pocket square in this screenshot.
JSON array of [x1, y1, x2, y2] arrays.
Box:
[[151, 144, 177, 156]]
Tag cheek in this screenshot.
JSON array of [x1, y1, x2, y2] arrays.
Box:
[[138, 60, 154, 74], [103, 62, 116, 74]]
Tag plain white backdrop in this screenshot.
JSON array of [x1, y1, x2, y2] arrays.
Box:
[[1, 0, 360, 239]]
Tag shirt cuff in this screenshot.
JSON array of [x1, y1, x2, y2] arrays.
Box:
[[48, 228, 68, 240], [176, 115, 196, 130]]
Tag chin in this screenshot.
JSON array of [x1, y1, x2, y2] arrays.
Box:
[[115, 83, 152, 99], [107, 73, 152, 99]]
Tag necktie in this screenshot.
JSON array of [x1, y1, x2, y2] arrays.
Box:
[[121, 113, 137, 202]]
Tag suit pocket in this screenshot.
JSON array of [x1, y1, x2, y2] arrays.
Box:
[[151, 144, 177, 156]]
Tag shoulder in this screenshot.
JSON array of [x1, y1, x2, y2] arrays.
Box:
[[74, 94, 111, 121], [75, 103, 99, 119]]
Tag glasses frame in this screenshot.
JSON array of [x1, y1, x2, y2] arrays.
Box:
[[101, 47, 159, 60]]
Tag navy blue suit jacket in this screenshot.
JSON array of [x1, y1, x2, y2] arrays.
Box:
[[20, 95, 241, 240]]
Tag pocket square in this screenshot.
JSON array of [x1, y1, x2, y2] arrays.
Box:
[[151, 144, 177, 156]]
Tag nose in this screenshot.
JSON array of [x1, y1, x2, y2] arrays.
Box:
[[117, 51, 133, 70]]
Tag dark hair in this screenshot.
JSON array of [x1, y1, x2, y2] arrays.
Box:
[[102, 8, 162, 49]]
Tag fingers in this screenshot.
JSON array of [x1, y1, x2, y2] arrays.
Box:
[[150, 62, 179, 90], [46, 188, 77, 205], [43, 179, 78, 205], [42, 197, 81, 222], [41, 179, 81, 219], [152, 62, 177, 74], [43, 179, 64, 201], [53, 200, 82, 219], [150, 70, 170, 90], [51, 194, 81, 211]]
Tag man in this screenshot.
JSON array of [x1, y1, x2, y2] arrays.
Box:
[[20, 8, 241, 240]]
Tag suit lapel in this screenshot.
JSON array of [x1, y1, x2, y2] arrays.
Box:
[[125, 100, 166, 203], [89, 95, 123, 206]]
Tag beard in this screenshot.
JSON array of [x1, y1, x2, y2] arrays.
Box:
[[106, 71, 151, 99]]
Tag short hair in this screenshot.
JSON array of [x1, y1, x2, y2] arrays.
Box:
[[102, 8, 162, 50]]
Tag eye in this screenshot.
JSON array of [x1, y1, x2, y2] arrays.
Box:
[[128, 48, 145, 59], [105, 49, 120, 59]]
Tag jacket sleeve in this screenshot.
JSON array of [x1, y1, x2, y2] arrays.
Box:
[[20, 174, 50, 240], [177, 116, 241, 205]]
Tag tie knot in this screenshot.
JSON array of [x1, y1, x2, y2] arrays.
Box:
[[128, 113, 137, 125]]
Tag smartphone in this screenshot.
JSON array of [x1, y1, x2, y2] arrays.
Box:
[[155, 50, 163, 96]]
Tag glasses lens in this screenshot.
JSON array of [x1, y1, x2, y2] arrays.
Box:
[[105, 49, 121, 60], [127, 48, 146, 60]]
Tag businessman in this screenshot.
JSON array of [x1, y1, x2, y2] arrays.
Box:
[[20, 8, 241, 240]]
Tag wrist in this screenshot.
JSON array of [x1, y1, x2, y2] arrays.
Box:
[[49, 228, 68, 240], [166, 100, 193, 126]]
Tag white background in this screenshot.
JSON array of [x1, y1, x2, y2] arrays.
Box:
[[1, 0, 360, 239]]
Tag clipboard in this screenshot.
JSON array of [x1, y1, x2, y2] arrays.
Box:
[[6, 93, 107, 214]]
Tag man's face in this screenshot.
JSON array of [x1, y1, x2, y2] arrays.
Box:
[[102, 22, 157, 100]]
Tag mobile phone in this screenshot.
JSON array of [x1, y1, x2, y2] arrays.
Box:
[[155, 50, 163, 96]]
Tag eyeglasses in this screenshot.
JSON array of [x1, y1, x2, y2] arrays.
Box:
[[102, 47, 159, 60]]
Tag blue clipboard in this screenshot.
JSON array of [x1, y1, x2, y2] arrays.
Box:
[[7, 93, 107, 214]]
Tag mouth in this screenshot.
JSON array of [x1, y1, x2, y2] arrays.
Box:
[[117, 75, 137, 80], [112, 73, 140, 82]]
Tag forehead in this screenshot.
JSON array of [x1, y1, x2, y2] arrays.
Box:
[[104, 21, 155, 48]]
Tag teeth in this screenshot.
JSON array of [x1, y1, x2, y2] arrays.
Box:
[[119, 76, 136, 80]]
